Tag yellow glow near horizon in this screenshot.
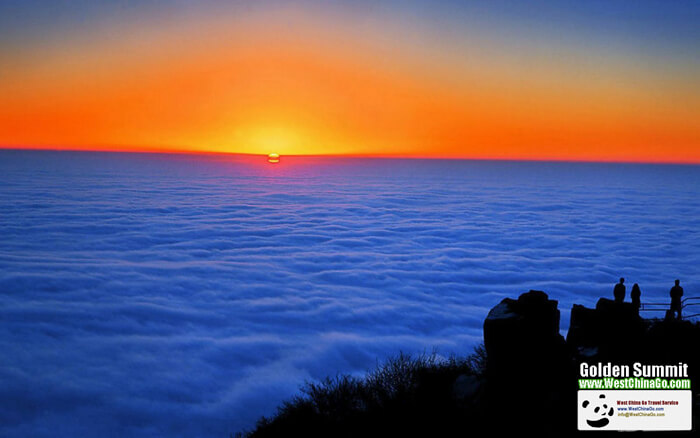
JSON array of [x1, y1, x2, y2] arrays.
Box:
[[233, 124, 311, 156], [0, 5, 698, 163]]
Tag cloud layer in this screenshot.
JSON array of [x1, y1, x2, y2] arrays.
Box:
[[1, 151, 699, 436]]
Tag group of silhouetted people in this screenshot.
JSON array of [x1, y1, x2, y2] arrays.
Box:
[[613, 277, 684, 319], [613, 278, 642, 311]]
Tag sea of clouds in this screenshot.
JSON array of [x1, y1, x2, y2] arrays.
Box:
[[1, 150, 699, 437]]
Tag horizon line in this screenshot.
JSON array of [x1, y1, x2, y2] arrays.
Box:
[[2, 145, 699, 166]]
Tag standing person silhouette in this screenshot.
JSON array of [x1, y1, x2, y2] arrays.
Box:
[[670, 279, 684, 320], [613, 278, 626, 303], [631, 283, 641, 313]]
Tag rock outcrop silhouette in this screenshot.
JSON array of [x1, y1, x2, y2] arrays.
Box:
[[484, 290, 567, 375], [567, 298, 645, 360], [482, 290, 575, 434]]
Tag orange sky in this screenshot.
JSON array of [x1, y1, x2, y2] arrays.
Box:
[[1, 5, 698, 163]]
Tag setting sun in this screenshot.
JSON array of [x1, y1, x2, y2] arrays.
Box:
[[267, 152, 280, 163]]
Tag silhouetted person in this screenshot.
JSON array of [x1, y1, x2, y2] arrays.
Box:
[[631, 283, 641, 313], [670, 279, 684, 320], [613, 278, 626, 303]]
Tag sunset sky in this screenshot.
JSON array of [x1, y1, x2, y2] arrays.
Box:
[[1, 0, 699, 162]]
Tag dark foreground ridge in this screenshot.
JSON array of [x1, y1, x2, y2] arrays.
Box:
[[239, 291, 700, 437]]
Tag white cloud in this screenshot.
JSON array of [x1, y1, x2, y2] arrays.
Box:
[[1, 151, 699, 436]]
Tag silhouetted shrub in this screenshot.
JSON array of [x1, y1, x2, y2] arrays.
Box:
[[242, 347, 486, 438]]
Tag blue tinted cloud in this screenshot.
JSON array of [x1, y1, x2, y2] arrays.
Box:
[[1, 151, 699, 436]]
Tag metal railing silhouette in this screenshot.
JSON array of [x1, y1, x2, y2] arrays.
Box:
[[639, 297, 700, 320], [682, 297, 700, 319]]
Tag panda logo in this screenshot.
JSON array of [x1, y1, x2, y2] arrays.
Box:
[[582, 394, 614, 428]]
